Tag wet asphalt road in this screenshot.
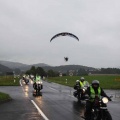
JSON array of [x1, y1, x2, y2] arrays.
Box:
[[0, 79, 120, 120]]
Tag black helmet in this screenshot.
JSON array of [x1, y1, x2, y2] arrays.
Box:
[[92, 80, 99, 88]]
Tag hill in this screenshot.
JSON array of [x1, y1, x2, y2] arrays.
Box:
[[19, 64, 96, 73], [0, 60, 96, 73], [19, 63, 50, 71], [0, 64, 13, 74], [42, 64, 96, 73], [0, 60, 28, 69]]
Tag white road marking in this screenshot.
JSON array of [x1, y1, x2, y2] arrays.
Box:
[[31, 100, 49, 120], [48, 87, 58, 92], [19, 79, 22, 86]]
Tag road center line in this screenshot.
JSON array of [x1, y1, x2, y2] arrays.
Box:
[[31, 100, 49, 120]]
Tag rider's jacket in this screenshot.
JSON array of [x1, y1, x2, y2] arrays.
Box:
[[34, 76, 41, 82], [86, 86, 109, 102], [80, 81, 88, 87], [74, 80, 88, 90], [90, 86, 101, 101]]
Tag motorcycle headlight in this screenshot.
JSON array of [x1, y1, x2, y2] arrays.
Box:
[[83, 89, 85, 92], [36, 81, 42, 84], [40, 81, 42, 84], [36, 81, 40, 84], [102, 97, 108, 104]]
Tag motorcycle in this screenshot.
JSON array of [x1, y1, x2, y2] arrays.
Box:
[[24, 78, 29, 85], [73, 86, 88, 102], [33, 81, 43, 96], [84, 96, 113, 120]]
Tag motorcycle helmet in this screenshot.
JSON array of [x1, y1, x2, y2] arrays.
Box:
[[76, 80, 80, 85], [80, 77, 85, 82], [92, 80, 99, 88]]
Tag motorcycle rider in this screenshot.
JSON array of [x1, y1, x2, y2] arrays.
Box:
[[74, 77, 89, 100], [25, 75, 29, 84], [33, 74, 42, 89], [85, 80, 112, 120], [79, 77, 89, 88]]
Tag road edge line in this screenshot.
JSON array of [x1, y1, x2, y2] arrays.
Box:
[[31, 100, 49, 120], [19, 79, 22, 86]]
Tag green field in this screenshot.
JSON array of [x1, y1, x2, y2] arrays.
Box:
[[0, 75, 20, 86], [0, 75, 20, 102], [47, 75, 120, 89], [0, 92, 11, 102]]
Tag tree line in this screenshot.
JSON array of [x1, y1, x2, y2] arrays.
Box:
[[25, 66, 120, 77], [25, 66, 59, 77], [92, 68, 120, 74]]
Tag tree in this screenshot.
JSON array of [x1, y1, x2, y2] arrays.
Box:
[[36, 67, 47, 77], [25, 66, 36, 76], [47, 69, 59, 77], [30, 66, 36, 76]]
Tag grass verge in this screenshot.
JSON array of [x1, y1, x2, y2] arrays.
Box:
[[0, 92, 11, 102], [47, 75, 120, 89], [0, 75, 20, 86], [0, 75, 19, 103]]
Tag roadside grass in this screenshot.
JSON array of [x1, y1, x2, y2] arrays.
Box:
[[47, 75, 120, 89], [0, 75, 20, 102], [0, 92, 11, 102], [0, 75, 20, 86]]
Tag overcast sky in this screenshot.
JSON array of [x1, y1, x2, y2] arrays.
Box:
[[0, 0, 120, 68]]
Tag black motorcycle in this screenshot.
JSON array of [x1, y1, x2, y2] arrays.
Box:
[[84, 96, 112, 120], [33, 81, 43, 96], [24, 78, 29, 85], [73, 86, 88, 102]]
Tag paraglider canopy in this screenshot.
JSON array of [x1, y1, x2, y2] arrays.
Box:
[[50, 32, 79, 42], [64, 57, 69, 62]]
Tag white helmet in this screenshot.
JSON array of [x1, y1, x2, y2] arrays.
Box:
[[80, 77, 85, 81], [92, 80, 99, 85], [92, 80, 99, 88], [76, 80, 80, 83], [76, 80, 80, 85]]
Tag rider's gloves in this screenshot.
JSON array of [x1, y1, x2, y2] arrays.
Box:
[[107, 97, 112, 101]]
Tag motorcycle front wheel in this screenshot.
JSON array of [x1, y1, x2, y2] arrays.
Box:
[[103, 111, 112, 120]]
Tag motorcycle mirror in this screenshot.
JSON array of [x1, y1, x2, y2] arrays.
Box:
[[109, 95, 113, 98]]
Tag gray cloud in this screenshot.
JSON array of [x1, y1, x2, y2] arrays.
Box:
[[0, 0, 120, 68]]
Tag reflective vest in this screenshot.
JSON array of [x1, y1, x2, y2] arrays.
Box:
[[80, 81, 87, 87], [90, 86, 101, 101], [35, 76, 41, 81]]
